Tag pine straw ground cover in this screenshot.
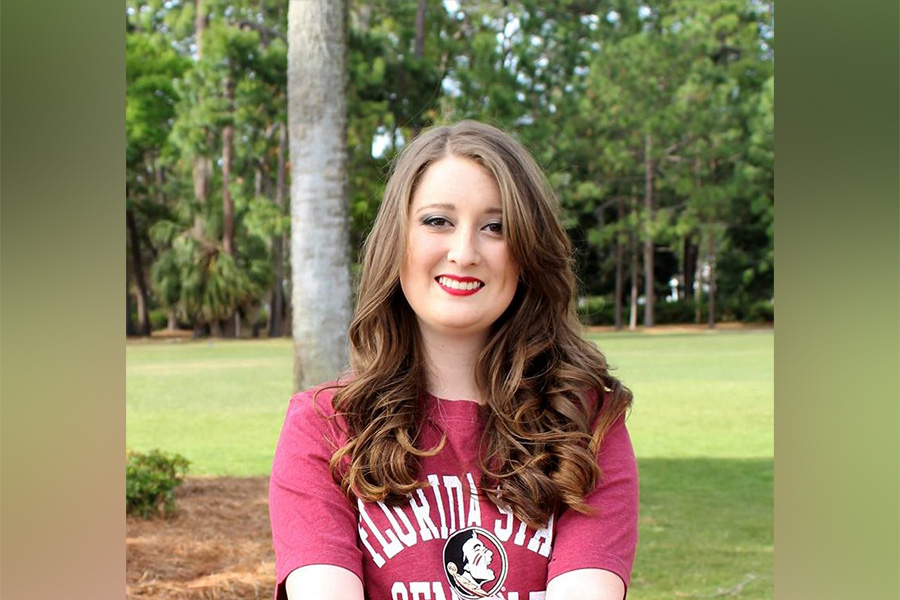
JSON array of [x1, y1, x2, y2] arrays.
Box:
[[126, 476, 275, 600]]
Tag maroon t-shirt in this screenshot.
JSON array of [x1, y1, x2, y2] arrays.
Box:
[[269, 386, 638, 600]]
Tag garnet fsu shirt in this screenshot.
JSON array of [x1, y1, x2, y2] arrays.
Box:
[[269, 386, 638, 600]]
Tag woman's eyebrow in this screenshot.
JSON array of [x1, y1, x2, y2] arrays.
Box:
[[415, 203, 456, 215], [413, 203, 504, 216]]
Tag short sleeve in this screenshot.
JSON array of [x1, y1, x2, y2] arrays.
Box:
[[547, 413, 639, 589], [268, 388, 363, 599]]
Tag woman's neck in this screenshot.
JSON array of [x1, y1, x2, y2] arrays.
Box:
[[419, 329, 487, 404]]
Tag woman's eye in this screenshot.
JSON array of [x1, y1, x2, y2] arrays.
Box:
[[423, 216, 451, 228], [484, 221, 504, 234]]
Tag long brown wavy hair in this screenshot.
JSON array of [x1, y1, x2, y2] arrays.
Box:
[[328, 120, 633, 530]]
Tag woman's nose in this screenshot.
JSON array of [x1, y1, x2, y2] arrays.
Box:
[[446, 228, 481, 265]]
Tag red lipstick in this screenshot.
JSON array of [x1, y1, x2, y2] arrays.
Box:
[[435, 275, 484, 296]]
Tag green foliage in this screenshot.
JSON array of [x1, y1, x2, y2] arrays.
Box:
[[743, 299, 775, 323], [578, 298, 724, 326], [241, 195, 290, 239], [126, 31, 189, 166], [126, 449, 190, 518], [653, 300, 702, 324], [126, 0, 774, 333], [148, 308, 170, 330], [577, 296, 615, 326]]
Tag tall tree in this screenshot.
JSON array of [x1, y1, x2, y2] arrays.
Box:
[[127, 201, 152, 336], [126, 27, 189, 335], [614, 197, 626, 329], [287, 0, 353, 391], [269, 120, 288, 337], [191, 0, 213, 241], [643, 133, 655, 327]]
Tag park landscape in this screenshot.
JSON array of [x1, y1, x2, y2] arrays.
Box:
[[126, 326, 774, 599], [127, 1, 774, 598]]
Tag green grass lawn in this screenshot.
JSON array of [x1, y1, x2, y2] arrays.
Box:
[[126, 328, 773, 599], [126, 338, 295, 476], [588, 329, 774, 599]]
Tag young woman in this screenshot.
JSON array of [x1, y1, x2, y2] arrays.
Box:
[[270, 121, 637, 600]]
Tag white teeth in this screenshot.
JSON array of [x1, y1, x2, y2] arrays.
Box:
[[438, 276, 482, 291]]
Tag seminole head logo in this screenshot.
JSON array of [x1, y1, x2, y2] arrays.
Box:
[[442, 527, 508, 599]]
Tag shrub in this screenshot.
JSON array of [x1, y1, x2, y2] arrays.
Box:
[[747, 299, 775, 323], [256, 305, 269, 327], [148, 308, 169, 331], [654, 300, 698, 324], [577, 296, 616, 326], [576, 296, 769, 326], [126, 449, 190, 518], [578, 297, 705, 326]]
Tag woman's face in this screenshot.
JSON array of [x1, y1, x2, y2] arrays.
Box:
[[399, 155, 519, 343]]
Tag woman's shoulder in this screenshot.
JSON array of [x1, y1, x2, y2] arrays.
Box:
[[280, 381, 350, 450], [287, 381, 344, 417], [579, 383, 631, 437]]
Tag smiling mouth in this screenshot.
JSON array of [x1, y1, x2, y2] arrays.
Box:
[[436, 276, 484, 295]]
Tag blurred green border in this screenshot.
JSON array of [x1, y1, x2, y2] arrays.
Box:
[[1, 1, 125, 598], [776, 0, 900, 598]]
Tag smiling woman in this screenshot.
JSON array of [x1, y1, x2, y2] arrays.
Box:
[[269, 121, 637, 600]]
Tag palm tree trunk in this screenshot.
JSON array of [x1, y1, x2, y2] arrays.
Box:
[[192, 0, 210, 241], [287, 0, 353, 391], [222, 77, 235, 257], [221, 75, 237, 339]]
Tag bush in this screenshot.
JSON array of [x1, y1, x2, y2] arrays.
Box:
[[149, 308, 169, 331], [577, 297, 704, 326], [654, 300, 698, 324], [577, 295, 776, 327], [256, 305, 269, 328], [126, 450, 190, 518], [577, 296, 615, 326], [746, 299, 775, 323]]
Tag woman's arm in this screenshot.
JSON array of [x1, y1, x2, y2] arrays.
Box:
[[285, 565, 364, 600], [270, 391, 365, 599], [546, 568, 625, 600], [546, 414, 639, 596]]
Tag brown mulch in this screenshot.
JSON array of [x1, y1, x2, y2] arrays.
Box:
[[126, 477, 276, 600]]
